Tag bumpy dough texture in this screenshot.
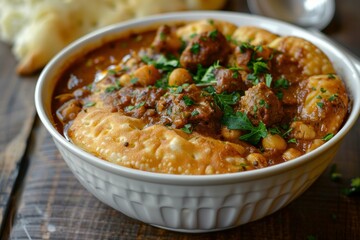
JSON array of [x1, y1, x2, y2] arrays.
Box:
[[269, 36, 335, 75], [232, 26, 279, 45], [0, 0, 226, 75], [69, 108, 254, 175]]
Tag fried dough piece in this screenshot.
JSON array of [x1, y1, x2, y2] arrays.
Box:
[[232, 26, 279, 45], [176, 19, 237, 41], [299, 74, 348, 134], [268, 36, 335, 75], [68, 108, 256, 175]]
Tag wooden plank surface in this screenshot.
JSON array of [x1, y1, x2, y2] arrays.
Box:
[[0, 40, 37, 232], [0, 0, 359, 239]]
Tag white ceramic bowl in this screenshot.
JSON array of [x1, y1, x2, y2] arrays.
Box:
[[35, 11, 360, 233]]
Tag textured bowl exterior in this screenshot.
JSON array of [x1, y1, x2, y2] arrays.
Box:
[[35, 11, 360, 233], [54, 137, 340, 232]]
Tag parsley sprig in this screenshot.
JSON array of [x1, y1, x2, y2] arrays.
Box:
[[222, 111, 268, 145], [141, 55, 179, 72]]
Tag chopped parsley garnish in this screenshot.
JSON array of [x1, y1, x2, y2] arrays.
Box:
[[276, 91, 284, 100], [222, 111, 268, 145], [105, 85, 120, 93], [320, 87, 327, 93], [194, 61, 220, 84], [211, 90, 240, 113], [209, 30, 218, 40], [343, 177, 360, 196], [189, 33, 198, 39], [252, 60, 269, 75], [288, 138, 297, 143], [316, 102, 324, 108], [328, 94, 338, 101], [265, 73, 272, 87], [190, 42, 201, 54], [191, 110, 200, 116], [126, 101, 145, 111], [130, 77, 138, 84], [83, 101, 96, 107], [316, 95, 322, 99], [274, 77, 289, 89], [107, 69, 117, 75], [160, 32, 167, 41], [183, 95, 194, 106], [328, 73, 336, 79], [181, 123, 193, 134], [322, 133, 334, 141], [141, 55, 179, 72]]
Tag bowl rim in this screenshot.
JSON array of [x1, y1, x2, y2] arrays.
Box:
[[35, 11, 360, 185]]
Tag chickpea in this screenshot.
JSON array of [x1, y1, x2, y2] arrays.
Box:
[[282, 148, 302, 161], [133, 65, 161, 86], [168, 68, 193, 86], [262, 134, 287, 151], [246, 153, 268, 168], [221, 126, 241, 141], [290, 121, 316, 140], [119, 74, 132, 87]]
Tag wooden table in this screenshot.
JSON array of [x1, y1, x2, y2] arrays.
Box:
[[1, 1, 359, 239]]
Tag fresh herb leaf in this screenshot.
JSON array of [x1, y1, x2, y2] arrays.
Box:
[[181, 123, 193, 134], [265, 73, 272, 87], [209, 30, 218, 40], [328, 94, 338, 101], [317, 102, 324, 108], [222, 111, 268, 145], [141, 55, 179, 72], [274, 77, 289, 89], [183, 95, 194, 106], [130, 77, 138, 84], [288, 138, 297, 143], [322, 133, 334, 141], [191, 110, 200, 116], [320, 87, 327, 93], [84, 101, 96, 107], [126, 105, 135, 111], [160, 32, 167, 41], [194, 61, 220, 83], [276, 91, 283, 100], [342, 177, 360, 196], [252, 61, 269, 75], [213, 91, 240, 113], [328, 73, 336, 79], [190, 42, 201, 54]]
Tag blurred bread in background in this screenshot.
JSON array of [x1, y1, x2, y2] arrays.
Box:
[[0, 0, 226, 75]]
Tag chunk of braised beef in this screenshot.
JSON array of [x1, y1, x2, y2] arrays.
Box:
[[103, 86, 166, 114], [151, 25, 183, 54], [180, 30, 231, 71], [239, 82, 284, 126], [213, 67, 246, 94], [156, 84, 222, 135]]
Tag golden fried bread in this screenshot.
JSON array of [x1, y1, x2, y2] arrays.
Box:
[[232, 26, 279, 45], [69, 108, 255, 174], [268, 36, 335, 75]]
